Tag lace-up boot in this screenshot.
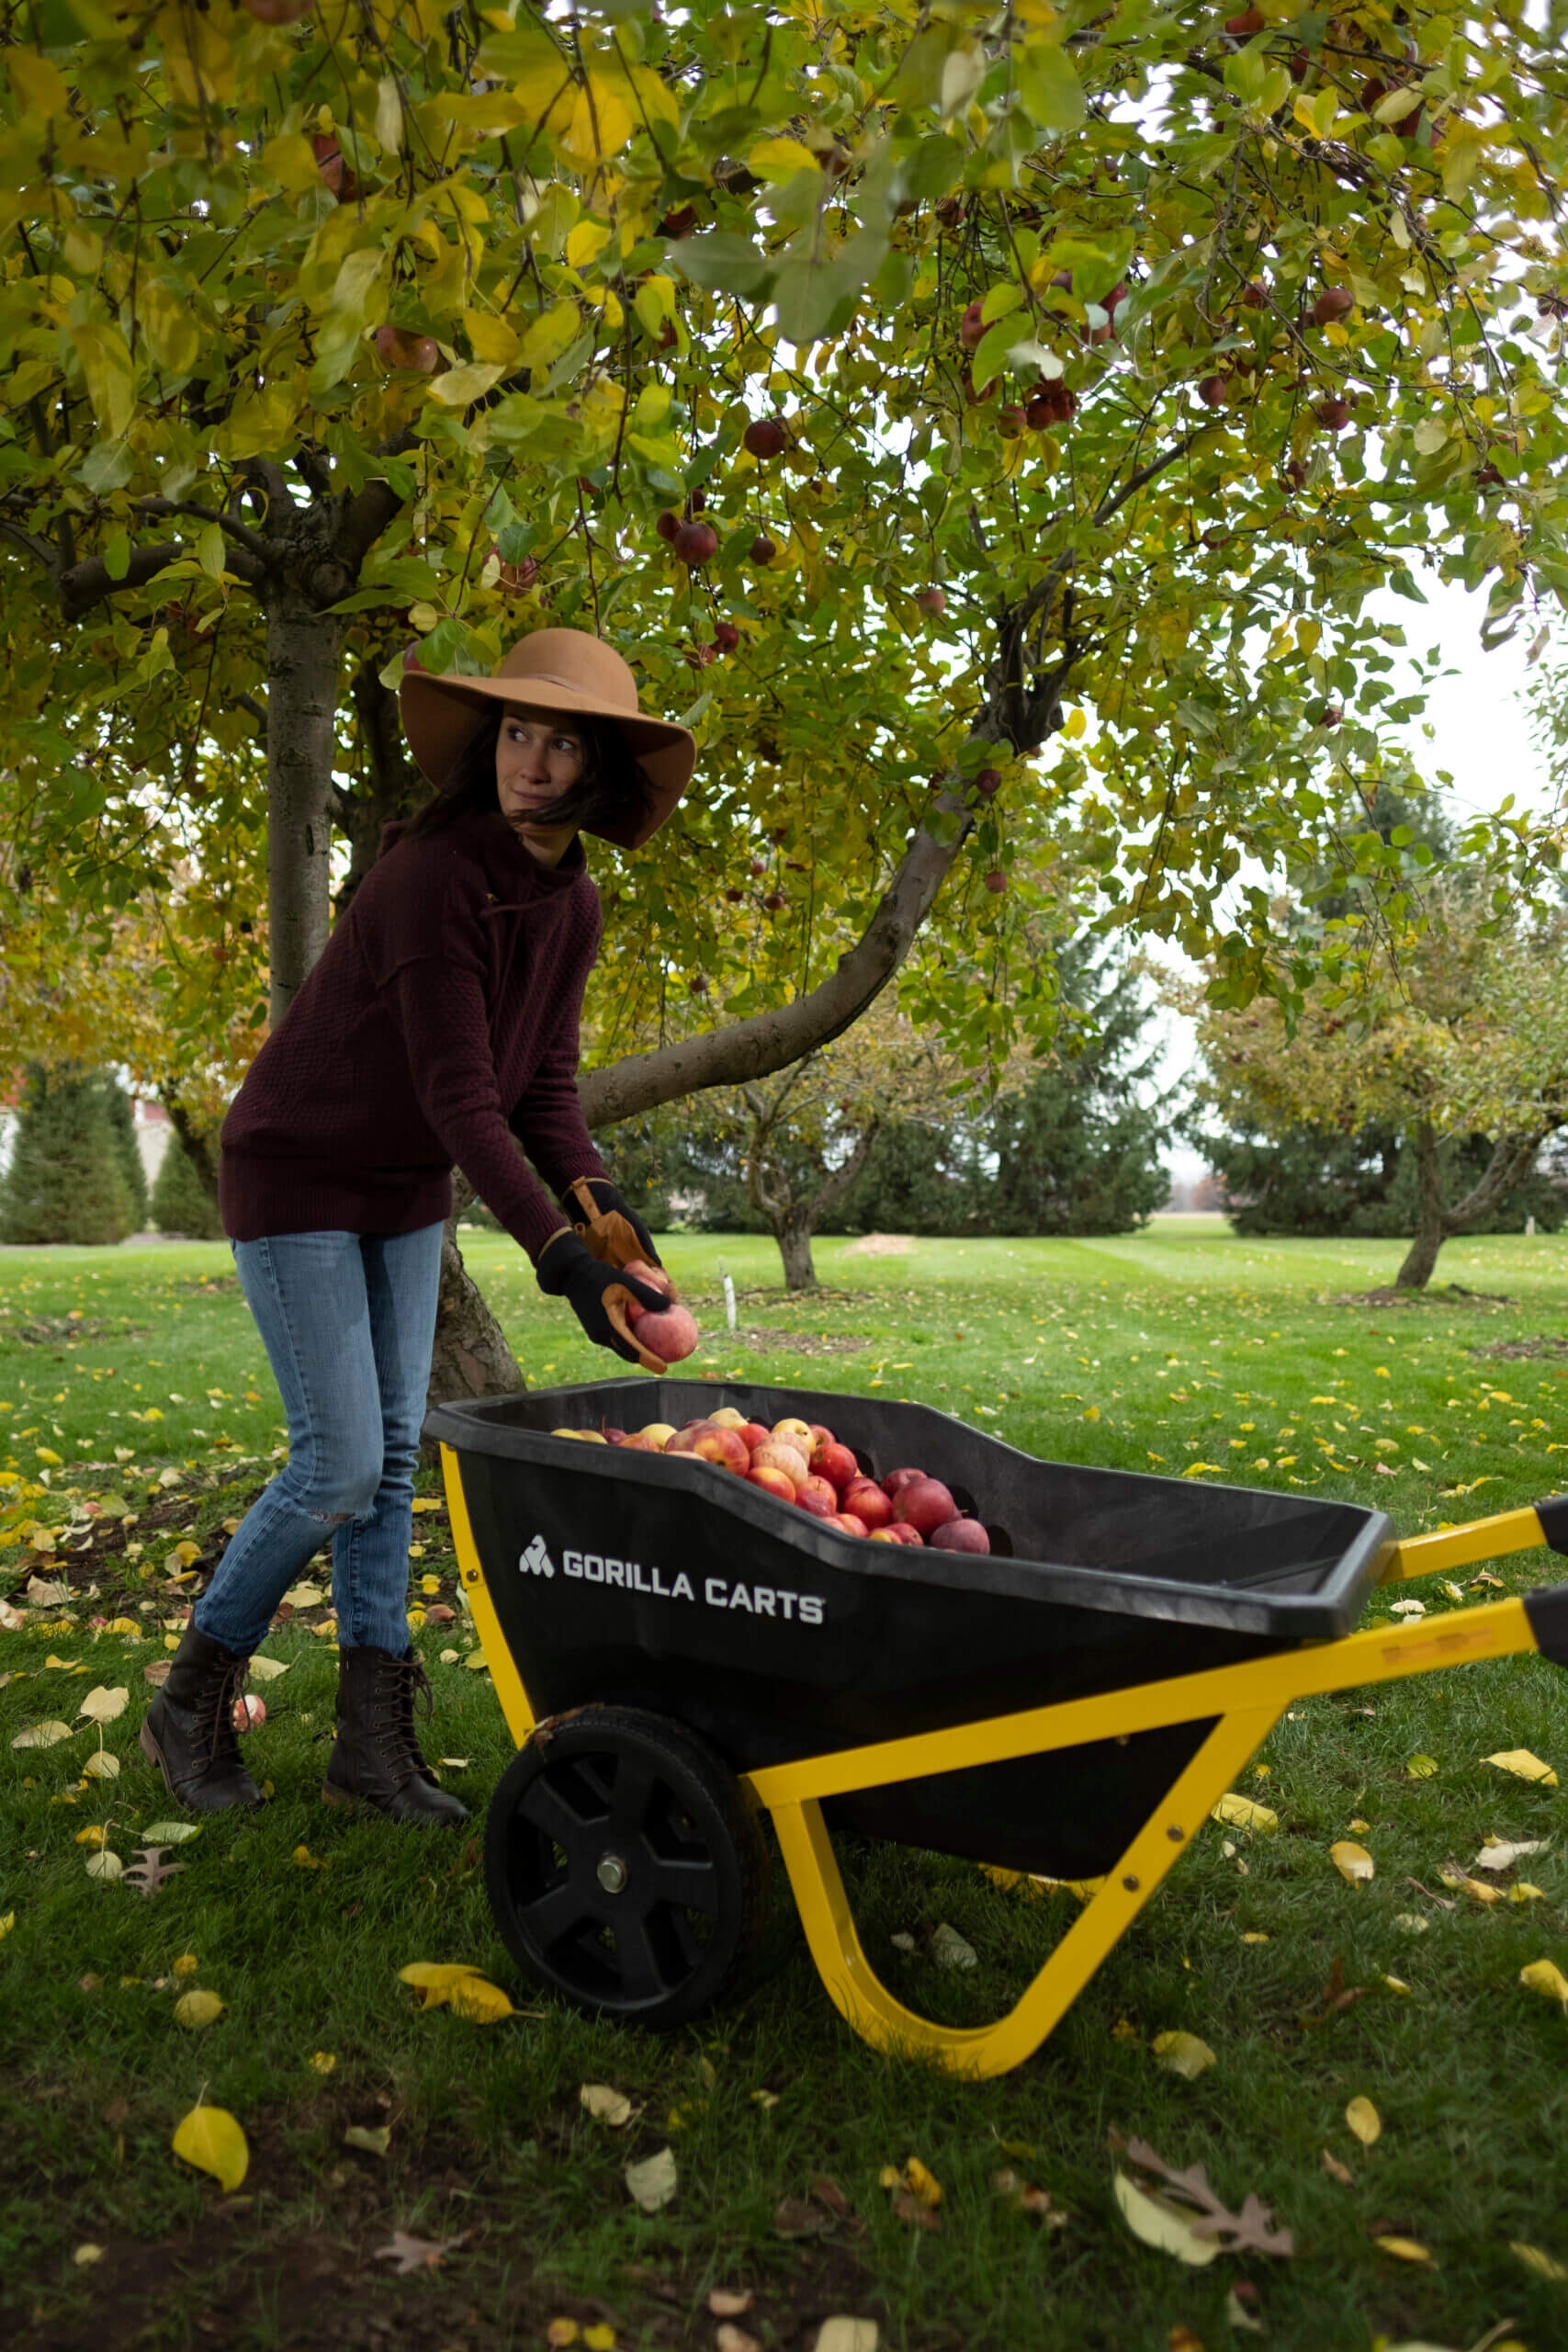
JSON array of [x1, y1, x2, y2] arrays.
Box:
[[138, 1623, 263, 1812], [321, 1645, 468, 1826]]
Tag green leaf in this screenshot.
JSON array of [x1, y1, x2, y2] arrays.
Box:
[[71, 322, 135, 440], [1013, 42, 1086, 132], [668, 233, 775, 301]]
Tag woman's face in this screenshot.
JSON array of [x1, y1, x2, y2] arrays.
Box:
[[494, 705, 587, 862]]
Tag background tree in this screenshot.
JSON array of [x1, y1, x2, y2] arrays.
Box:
[[5, 2, 1568, 1384], [101, 1078, 150, 1234], [150, 1135, 226, 1242], [1179, 890, 1568, 1288], [1207, 1116, 1568, 1237], [0, 1065, 136, 1247]]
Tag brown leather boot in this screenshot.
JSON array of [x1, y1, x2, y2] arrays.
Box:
[[139, 1623, 263, 1813], [321, 1645, 468, 1826]]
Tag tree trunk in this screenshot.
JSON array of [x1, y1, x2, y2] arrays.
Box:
[[420, 1172, 525, 1464], [1394, 1119, 1444, 1289], [266, 601, 345, 1026], [775, 1214, 818, 1292]]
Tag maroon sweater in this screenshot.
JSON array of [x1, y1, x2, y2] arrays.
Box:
[[219, 805, 605, 1264]]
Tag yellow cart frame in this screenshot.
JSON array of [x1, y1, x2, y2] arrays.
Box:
[[442, 1445, 1568, 2081]]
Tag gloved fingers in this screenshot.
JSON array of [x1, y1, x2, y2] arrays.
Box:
[[602, 1289, 667, 1373], [622, 1268, 672, 1315]]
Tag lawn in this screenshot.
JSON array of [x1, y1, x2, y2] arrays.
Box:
[[4, 1225, 1568, 2352]]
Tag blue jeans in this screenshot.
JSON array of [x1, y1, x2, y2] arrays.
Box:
[[195, 1225, 446, 1657]]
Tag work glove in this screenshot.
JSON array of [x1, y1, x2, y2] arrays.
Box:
[[536, 1229, 669, 1366], [558, 1174, 663, 1274]]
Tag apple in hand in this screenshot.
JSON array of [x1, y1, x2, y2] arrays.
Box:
[[928, 1518, 990, 1555], [620, 1259, 698, 1363], [893, 1477, 958, 1535]]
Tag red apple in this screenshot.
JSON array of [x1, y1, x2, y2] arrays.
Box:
[[810, 1440, 860, 1493], [690, 1424, 750, 1474], [1314, 396, 1351, 431], [673, 521, 718, 566], [915, 587, 946, 617], [881, 1468, 926, 1499], [1225, 5, 1264, 30], [752, 1440, 808, 1487], [656, 509, 681, 542], [374, 324, 440, 375], [843, 1478, 892, 1530], [714, 620, 740, 654], [829, 1512, 869, 1537], [794, 1487, 836, 1518], [1312, 287, 1353, 327], [750, 534, 778, 564], [624, 1258, 673, 1295], [737, 1420, 771, 1453], [663, 1422, 710, 1453], [243, 0, 312, 18], [870, 1522, 923, 1544], [743, 417, 789, 459], [618, 1431, 658, 1452], [893, 1477, 959, 1535], [1241, 278, 1268, 309], [795, 1475, 839, 1513], [928, 1518, 990, 1555], [807, 1423, 835, 1449], [1197, 374, 1228, 408], [749, 1464, 796, 1503], [959, 300, 986, 350]]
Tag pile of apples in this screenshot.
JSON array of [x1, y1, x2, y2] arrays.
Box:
[[554, 1408, 991, 1554]]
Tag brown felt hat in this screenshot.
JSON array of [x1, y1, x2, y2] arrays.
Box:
[[399, 628, 696, 851]]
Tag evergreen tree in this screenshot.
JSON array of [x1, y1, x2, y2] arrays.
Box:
[[0, 1064, 136, 1245], [1211, 1121, 1568, 1237], [150, 1133, 225, 1240], [100, 1078, 150, 1231]]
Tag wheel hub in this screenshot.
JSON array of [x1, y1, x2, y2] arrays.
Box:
[[596, 1851, 628, 1894]]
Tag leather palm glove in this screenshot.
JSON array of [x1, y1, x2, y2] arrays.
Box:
[[536, 1229, 669, 1364], [558, 1174, 663, 1273]]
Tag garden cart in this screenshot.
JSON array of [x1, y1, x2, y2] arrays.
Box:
[[423, 1378, 1568, 2082]]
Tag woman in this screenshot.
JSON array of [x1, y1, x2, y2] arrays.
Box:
[[140, 628, 694, 1826]]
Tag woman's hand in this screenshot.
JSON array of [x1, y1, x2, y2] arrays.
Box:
[[536, 1231, 669, 1361], [558, 1175, 662, 1271]]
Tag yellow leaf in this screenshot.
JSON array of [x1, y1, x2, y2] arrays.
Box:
[[344, 2123, 391, 2157], [582, 2329, 616, 2352], [581, 2083, 635, 2127], [428, 361, 508, 409], [293, 1845, 322, 1870], [248, 1657, 289, 1682], [36, 1447, 62, 1467], [1382, 1975, 1413, 1996], [564, 219, 613, 269], [1153, 2030, 1216, 2080], [72, 2243, 104, 2267], [308, 2052, 337, 2075], [900, 2156, 942, 2208], [547, 2325, 580, 2349], [815, 2326, 878, 2352], [77, 1685, 129, 1724], [447, 1974, 514, 2024], [1373, 2236, 1431, 2263], [1520, 1958, 1568, 2008], [1331, 1840, 1374, 1886], [0, 1914, 13, 1940], [173, 1953, 198, 1975], [747, 136, 822, 181], [1240, 1932, 1269, 1944], [74, 1825, 108, 1848], [175, 1988, 224, 2030], [1511, 2240, 1568, 2281], [11, 1720, 73, 1749], [1345, 2096, 1381, 2145], [398, 1960, 486, 2008], [1483, 1748, 1559, 1787], [625, 2145, 678, 2212], [1113, 2172, 1222, 2267], [1510, 1882, 1546, 1903], [1405, 1754, 1438, 1779], [173, 2104, 249, 2193], [1212, 1792, 1278, 1834]]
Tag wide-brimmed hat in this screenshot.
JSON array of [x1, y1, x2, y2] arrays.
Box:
[[399, 628, 696, 851]]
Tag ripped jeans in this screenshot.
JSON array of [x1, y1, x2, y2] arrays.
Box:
[[194, 1224, 446, 1657]]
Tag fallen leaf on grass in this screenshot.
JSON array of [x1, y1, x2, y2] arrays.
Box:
[[83, 1750, 119, 1780], [247, 1657, 289, 1682], [815, 2326, 878, 2352], [1475, 1838, 1547, 1872], [716, 2325, 761, 2352], [928, 1921, 977, 1971], [1510, 2240, 1568, 2281], [10, 1720, 74, 1750], [397, 1960, 484, 2008], [344, 2123, 390, 2158], [85, 1850, 123, 1882], [1111, 2135, 1295, 2256], [308, 2052, 336, 2075], [1439, 1865, 1500, 1905], [123, 1848, 185, 1897], [1520, 1959, 1568, 2009], [141, 1821, 201, 1845], [174, 1989, 223, 2030], [76, 1686, 128, 1724], [708, 2290, 754, 2318], [625, 2145, 677, 2213], [881, 2156, 942, 2210], [373, 2228, 468, 2274], [75, 1825, 108, 1849], [1212, 1792, 1278, 1834], [1331, 1839, 1375, 1885], [1113, 2172, 1223, 2267], [1153, 2031, 1215, 2080], [1225, 2284, 1265, 2334], [1406, 1754, 1439, 1779], [281, 1582, 323, 1609], [142, 1660, 171, 1688], [1322, 2150, 1354, 2185], [174, 2103, 248, 2192], [0, 1914, 13, 1941], [1373, 2234, 1432, 2262], [992, 2167, 1068, 2225], [1346, 2097, 1381, 2146], [581, 2083, 635, 2127], [73, 2245, 104, 2267], [774, 2195, 834, 2240], [1483, 1749, 1558, 1787], [447, 1974, 513, 2024]]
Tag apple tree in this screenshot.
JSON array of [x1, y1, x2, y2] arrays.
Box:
[[4, 0, 1568, 1365]]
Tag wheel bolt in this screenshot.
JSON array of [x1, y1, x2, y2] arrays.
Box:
[[597, 1852, 628, 1894]]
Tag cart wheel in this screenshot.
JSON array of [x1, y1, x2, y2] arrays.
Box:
[[484, 1705, 768, 2030]]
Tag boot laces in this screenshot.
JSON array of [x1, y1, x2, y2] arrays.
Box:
[[192, 1653, 249, 1766], [376, 1652, 434, 1779]]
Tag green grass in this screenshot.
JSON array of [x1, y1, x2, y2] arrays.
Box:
[[4, 1228, 1568, 2351]]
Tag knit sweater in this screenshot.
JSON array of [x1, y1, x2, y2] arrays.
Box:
[[219, 804, 606, 1264]]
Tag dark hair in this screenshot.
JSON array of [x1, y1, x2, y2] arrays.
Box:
[[396, 703, 651, 850]]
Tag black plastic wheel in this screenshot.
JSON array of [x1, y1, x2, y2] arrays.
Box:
[[483, 1705, 768, 2030]]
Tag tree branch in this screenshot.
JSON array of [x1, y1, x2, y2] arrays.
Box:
[[0, 514, 62, 582], [132, 496, 274, 569], [60, 539, 183, 622], [807, 1114, 881, 1221], [1442, 1127, 1554, 1234], [336, 473, 413, 577]]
